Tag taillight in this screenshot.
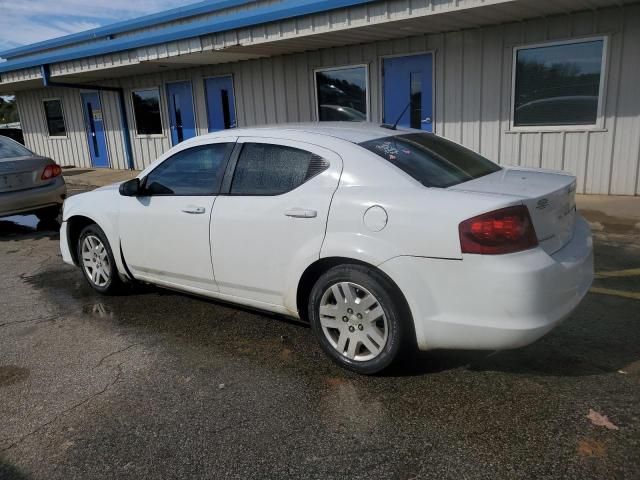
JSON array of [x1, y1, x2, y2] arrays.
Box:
[[41, 164, 62, 180], [459, 205, 538, 255]]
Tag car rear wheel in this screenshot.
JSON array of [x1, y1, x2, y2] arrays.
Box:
[[77, 224, 122, 295], [308, 264, 410, 374]]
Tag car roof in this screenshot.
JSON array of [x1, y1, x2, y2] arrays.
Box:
[[192, 122, 411, 145]]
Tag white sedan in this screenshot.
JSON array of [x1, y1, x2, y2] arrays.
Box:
[[60, 123, 593, 374]]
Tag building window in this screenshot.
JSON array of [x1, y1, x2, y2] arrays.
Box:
[[315, 66, 368, 122], [43, 99, 67, 136], [132, 88, 163, 135], [513, 38, 605, 127]]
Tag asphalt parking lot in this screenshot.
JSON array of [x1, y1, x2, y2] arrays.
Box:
[[1, 187, 639, 479]]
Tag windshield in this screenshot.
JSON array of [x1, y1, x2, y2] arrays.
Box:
[[0, 136, 33, 159], [359, 133, 501, 188]]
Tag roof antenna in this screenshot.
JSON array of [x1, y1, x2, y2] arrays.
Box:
[[381, 102, 410, 130]]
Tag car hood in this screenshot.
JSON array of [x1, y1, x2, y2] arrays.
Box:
[[94, 182, 124, 192]]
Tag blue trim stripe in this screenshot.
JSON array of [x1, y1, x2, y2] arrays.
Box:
[[0, 0, 258, 60], [0, 0, 377, 74]]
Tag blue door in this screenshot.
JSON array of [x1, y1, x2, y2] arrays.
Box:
[[81, 92, 109, 168], [383, 54, 433, 131], [204, 76, 236, 132], [166, 81, 196, 145]]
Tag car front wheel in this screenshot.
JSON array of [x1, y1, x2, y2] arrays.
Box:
[[77, 224, 122, 295], [308, 264, 411, 374]]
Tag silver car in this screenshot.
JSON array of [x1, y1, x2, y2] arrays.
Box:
[[0, 135, 66, 221]]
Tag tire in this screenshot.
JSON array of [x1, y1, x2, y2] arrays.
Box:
[[35, 206, 61, 224], [77, 224, 123, 295], [308, 264, 412, 375]]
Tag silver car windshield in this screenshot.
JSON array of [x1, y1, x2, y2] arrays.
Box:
[[0, 136, 33, 159]]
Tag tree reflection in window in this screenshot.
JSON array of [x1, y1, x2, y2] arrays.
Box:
[[316, 67, 367, 122], [132, 88, 163, 135], [514, 40, 604, 126]]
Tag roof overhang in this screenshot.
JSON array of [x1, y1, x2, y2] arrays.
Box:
[[0, 0, 635, 94]]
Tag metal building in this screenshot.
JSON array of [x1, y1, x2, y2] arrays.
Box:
[[1, 0, 639, 195]]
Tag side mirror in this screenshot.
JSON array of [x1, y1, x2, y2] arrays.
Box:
[[119, 178, 141, 197]]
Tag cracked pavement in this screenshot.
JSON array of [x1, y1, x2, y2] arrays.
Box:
[[0, 193, 639, 479]]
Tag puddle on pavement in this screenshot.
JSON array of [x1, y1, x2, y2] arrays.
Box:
[[0, 366, 30, 387], [582, 209, 640, 235], [24, 261, 311, 363], [24, 260, 640, 380], [23, 263, 95, 301], [17, 227, 640, 382], [82, 302, 115, 319]]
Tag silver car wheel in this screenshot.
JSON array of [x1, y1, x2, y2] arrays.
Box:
[[319, 281, 389, 362], [81, 235, 111, 288]]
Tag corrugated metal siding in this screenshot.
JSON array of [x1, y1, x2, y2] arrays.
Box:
[[14, 4, 640, 194], [16, 86, 128, 169], [16, 87, 91, 168]]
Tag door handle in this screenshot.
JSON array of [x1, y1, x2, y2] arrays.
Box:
[[421, 117, 432, 124], [285, 208, 317, 218], [182, 206, 206, 214]]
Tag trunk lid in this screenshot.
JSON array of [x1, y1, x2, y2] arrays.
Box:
[[450, 167, 577, 254], [0, 156, 54, 193]]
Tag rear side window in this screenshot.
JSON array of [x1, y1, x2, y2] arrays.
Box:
[[230, 143, 329, 195], [0, 136, 32, 159], [144, 143, 233, 195], [359, 133, 501, 188]]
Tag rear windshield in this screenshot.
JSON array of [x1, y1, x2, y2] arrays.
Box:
[[359, 133, 501, 188], [0, 136, 32, 159]]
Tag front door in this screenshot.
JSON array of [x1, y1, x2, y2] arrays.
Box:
[[119, 138, 236, 293], [211, 138, 342, 308], [166, 81, 196, 145], [81, 92, 109, 167], [383, 53, 434, 131], [204, 76, 236, 132]]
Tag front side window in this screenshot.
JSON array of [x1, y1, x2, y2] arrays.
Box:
[[43, 99, 67, 136], [132, 88, 163, 135], [316, 67, 368, 122], [0, 136, 33, 159], [359, 133, 501, 188], [231, 143, 329, 195], [144, 143, 233, 195], [513, 39, 605, 127]]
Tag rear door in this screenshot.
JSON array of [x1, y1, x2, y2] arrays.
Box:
[[119, 138, 236, 292], [210, 138, 342, 306]]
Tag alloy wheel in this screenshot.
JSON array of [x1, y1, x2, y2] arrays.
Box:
[[81, 235, 111, 288], [319, 281, 389, 361]]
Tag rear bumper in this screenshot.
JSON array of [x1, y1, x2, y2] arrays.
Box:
[[0, 177, 66, 217], [379, 215, 594, 351]]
